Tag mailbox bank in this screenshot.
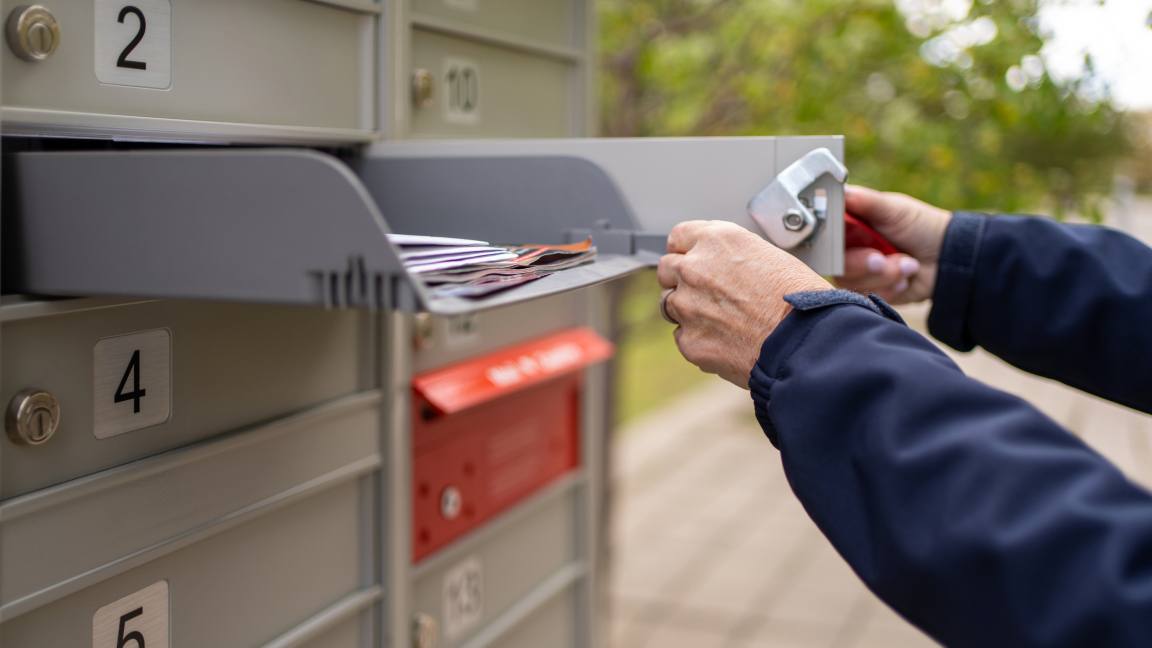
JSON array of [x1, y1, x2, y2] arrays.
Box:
[[0, 1, 844, 646]]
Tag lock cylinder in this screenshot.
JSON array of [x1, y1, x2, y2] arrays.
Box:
[[6, 388, 61, 446], [6, 5, 60, 62]]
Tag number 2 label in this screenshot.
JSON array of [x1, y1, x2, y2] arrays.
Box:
[[94, 0, 172, 89], [94, 329, 172, 439], [92, 581, 170, 648]]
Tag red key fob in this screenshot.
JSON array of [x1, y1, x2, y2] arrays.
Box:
[[845, 213, 899, 255]]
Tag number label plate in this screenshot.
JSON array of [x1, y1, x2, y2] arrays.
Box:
[[92, 581, 170, 648], [94, 329, 172, 439], [443, 57, 481, 125], [443, 557, 483, 640], [94, 0, 173, 89]]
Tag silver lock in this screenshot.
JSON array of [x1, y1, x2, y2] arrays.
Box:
[[440, 486, 463, 520], [6, 5, 60, 62], [412, 613, 439, 648], [6, 389, 61, 446], [412, 68, 435, 108], [747, 148, 848, 250]]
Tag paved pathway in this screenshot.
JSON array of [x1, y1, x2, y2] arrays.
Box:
[[607, 200, 1152, 647]]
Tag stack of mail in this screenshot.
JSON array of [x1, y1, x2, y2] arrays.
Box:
[[388, 234, 597, 299]]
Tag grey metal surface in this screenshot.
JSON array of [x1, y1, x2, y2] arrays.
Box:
[[460, 567, 583, 648], [0, 392, 380, 620], [384, 309, 415, 648], [411, 480, 579, 648], [487, 586, 577, 648], [6, 140, 834, 314], [574, 284, 613, 648], [291, 614, 369, 648], [408, 29, 577, 138], [410, 0, 576, 48], [263, 586, 383, 648], [410, 13, 584, 62], [0, 480, 369, 645], [2, 0, 377, 141], [370, 137, 848, 275], [1, 300, 370, 498], [9, 149, 404, 308], [357, 155, 637, 245], [410, 290, 587, 373]]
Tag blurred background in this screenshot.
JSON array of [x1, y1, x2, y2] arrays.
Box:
[[600, 1, 1152, 646]]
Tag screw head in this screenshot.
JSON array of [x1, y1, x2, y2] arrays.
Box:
[[7, 5, 60, 62], [783, 209, 808, 232], [440, 486, 463, 520], [6, 389, 61, 446]]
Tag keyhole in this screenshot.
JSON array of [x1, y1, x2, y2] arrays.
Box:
[[29, 23, 52, 53], [30, 408, 50, 441]]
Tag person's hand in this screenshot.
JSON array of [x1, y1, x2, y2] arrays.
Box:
[[657, 220, 831, 388], [837, 185, 952, 304]]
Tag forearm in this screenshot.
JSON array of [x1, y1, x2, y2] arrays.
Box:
[[930, 212, 1152, 412], [753, 296, 1152, 647]]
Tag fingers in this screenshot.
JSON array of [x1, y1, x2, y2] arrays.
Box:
[[657, 253, 683, 289], [837, 248, 919, 293], [667, 220, 712, 254], [844, 185, 888, 223]]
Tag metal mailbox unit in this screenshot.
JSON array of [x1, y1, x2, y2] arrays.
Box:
[[0, 2, 844, 647]]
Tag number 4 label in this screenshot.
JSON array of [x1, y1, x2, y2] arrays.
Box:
[[94, 329, 172, 439], [92, 581, 170, 648]]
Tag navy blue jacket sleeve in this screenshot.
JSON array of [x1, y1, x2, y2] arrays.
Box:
[[751, 294, 1152, 647], [929, 212, 1152, 413]]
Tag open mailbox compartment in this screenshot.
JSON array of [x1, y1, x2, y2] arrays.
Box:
[[4, 136, 844, 315]]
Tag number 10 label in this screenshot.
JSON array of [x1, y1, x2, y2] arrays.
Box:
[[94, 329, 172, 439], [94, 0, 172, 89]]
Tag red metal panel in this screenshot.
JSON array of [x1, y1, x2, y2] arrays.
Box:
[[410, 328, 613, 563], [412, 327, 613, 415]]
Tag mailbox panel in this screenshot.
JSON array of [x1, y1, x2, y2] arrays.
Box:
[[411, 484, 578, 646], [0, 300, 369, 499], [497, 587, 577, 648], [0, 393, 380, 617], [411, 373, 582, 561], [410, 0, 578, 48], [409, 30, 575, 138], [1, 0, 377, 142], [0, 481, 369, 646]]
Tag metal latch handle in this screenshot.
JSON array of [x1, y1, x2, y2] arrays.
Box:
[[747, 148, 848, 250]]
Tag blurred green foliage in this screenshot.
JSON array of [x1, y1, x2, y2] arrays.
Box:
[[599, 0, 1130, 219]]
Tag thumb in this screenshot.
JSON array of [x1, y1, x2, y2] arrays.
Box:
[[845, 185, 896, 226]]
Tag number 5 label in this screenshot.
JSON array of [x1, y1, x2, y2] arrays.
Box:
[[94, 329, 172, 439], [94, 0, 172, 89], [93, 581, 169, 648]]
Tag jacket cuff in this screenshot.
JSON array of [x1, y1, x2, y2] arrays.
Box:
[[749, 290, 904, 447], [928, 211, 987, 351]]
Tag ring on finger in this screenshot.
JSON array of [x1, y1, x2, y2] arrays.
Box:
[[660, 288, 679, 325]]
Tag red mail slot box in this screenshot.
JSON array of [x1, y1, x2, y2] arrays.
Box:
[[411, 327, 613, 562]]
